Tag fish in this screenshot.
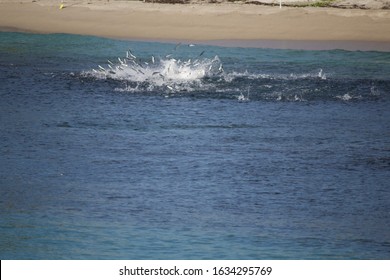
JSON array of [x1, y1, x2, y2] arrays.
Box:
[[174, 42, 182, 51], [127, 49, 136, 59]]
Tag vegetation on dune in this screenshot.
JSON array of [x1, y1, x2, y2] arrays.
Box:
[[144, 0, 190, 3], [143, 0, 337, 7], [244, 0, 338, 8], [142, 0, 388, 9], [308, 0, 337, 7]]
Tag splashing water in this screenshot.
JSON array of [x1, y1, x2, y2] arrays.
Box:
[[83, 47, 329, 102], [81, 44, 387, 103], [85, 45, 224, 93]]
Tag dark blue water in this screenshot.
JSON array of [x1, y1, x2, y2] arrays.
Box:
[[1, 32, 389, 259]]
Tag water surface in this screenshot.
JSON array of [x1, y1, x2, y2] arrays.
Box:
[[1, 32, 389, 259]]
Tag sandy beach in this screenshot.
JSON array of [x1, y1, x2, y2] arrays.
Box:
[[0, 0, 390, 49]]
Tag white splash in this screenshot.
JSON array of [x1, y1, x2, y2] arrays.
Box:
[[86, 46, 224, 92], [221, 69, 328, 83], [338, 93, 353, 101], [336, 93, 362, 101], [318, 68, 327, 80], [237, 87, 250, 102], [370, 86, 380, 96]]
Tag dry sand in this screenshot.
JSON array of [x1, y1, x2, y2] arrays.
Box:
[[0, 0, 390, 50]]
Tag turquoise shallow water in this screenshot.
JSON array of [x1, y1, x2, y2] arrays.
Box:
[[0, 32, 389, 259]]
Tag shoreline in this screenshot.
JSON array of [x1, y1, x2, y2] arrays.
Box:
[[1, 1, 390, 51]]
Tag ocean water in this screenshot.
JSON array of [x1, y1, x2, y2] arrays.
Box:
[[0, 32, 389, 259]]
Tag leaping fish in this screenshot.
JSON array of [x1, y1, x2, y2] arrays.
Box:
[[174, 42, 182, 51], [127, 49, 136, 59]]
